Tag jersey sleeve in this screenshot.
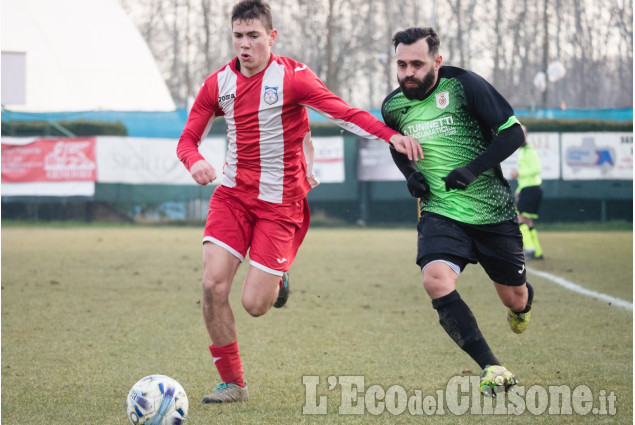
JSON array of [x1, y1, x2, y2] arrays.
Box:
[[460, 70, 520, 134], [177, 77, 221, 171], [292, 65, 398, 143], [381, 88, 402, 132]]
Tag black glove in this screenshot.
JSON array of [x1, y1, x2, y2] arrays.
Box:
[[441, 167, 478, 191], [406, 172, 429, 198]]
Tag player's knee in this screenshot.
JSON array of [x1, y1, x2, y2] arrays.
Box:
[[422, 273, 453, 299], [242, 297, 268, 317], [501, 287, 528, 312], [201, 277, 230, 304], [423, 278, 439, 298]]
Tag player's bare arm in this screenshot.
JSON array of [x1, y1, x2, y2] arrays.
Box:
[[190, 159, 217, 185], [389, 134, 424, 161]]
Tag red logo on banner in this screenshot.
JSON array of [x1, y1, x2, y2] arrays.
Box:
[[1, 138, 97, 182]]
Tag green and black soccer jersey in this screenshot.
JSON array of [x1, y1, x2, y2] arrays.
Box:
[[382, 66, 520, 225]]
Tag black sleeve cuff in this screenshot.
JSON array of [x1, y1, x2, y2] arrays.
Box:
[[468, 123, 524, 175]]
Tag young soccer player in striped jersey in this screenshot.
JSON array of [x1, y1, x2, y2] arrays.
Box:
[[177, 0, 423, 403]]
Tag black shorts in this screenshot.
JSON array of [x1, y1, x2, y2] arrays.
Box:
[[517, 185, 542, 218], [416, 212, 526, 286]]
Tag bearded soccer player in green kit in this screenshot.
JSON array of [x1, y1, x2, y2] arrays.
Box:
[[382, 27, 534, 396]]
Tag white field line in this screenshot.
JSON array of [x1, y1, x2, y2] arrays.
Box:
[[527, 267, 633, 311]]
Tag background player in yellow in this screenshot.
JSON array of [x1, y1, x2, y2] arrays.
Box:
[[511, 125, 544, 260]]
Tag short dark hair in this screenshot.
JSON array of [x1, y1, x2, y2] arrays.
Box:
[[231, 0, 274, 32], [392, 27, 440, 56]]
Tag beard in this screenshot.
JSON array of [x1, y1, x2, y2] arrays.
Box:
[[398, 68, 436, 100]]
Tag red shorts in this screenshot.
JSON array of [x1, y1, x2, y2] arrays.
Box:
[[203, 185, 310, 275]]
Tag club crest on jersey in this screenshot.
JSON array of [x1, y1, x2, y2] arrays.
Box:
[[264, 86, 279, 105], [435, 91, 450, 109]]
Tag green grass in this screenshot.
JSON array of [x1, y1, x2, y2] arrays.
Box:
[[1, 227, 632, 424], [536, 221, 632, 232]]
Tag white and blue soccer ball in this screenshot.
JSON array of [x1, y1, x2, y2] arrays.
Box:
[[126, 375, 189, 425]]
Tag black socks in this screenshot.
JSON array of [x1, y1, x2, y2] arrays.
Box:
[[519, 281, 534, 314], [432, 290, 499, 369]]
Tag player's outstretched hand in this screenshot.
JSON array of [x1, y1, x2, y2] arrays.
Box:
[[190, 159, 217, 185], [407, 172, 429, 198], [389, 134, 424, 161], [441, 166, 477, 191]]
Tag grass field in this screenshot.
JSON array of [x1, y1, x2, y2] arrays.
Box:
[[1, 225, 632, 424]]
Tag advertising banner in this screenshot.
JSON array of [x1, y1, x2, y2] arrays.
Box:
[[2, 132, 630, 198], [1, 137, 97, 182], [96, 137, 226, 185], [561, 133, 633, 180], [312, 136, 345, 183], [1, 137, 97, 196], [501, 132, 561, 180], [357, 138, 404, 182]]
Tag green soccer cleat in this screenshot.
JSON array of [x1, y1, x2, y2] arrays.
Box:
[[479, 365, 518, 397], [507, 309, 531, 334], [201, 382, 249, 403], [273, 272, 290, 308]]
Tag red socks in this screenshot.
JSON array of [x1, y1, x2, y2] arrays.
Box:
[[209, 341, 245, 387]]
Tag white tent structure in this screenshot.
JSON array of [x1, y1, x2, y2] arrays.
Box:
[[1, 0, 175, 112]]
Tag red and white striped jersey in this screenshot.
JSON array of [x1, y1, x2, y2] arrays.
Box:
[[177, 54, 398, 204]]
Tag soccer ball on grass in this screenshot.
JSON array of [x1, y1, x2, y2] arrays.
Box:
[[126, 375, 189, 425]]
